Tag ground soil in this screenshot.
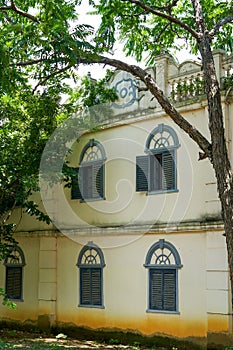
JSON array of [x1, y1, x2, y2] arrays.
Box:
[[0, 329, 143, 349]]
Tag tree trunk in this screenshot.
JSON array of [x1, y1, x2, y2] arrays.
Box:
[[198, 35, 233, 310]]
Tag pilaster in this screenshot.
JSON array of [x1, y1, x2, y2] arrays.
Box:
[[38, 237, 57, 330]]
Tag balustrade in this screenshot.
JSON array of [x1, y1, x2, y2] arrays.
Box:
[[169, 73, 205, 102], [168, 52, 233, 102], [222, 57, 233, 90]]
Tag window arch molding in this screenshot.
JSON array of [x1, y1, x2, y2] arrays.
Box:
[[145, 123, 180, 154], [144, 239, 182, 313], [77, 241, 105, 308], [77, 241, 106, 268], [4, 245, 26, 301], [144, 239, 182, 268], [4, 246, 26, 267], [79, 139, 106, 164]]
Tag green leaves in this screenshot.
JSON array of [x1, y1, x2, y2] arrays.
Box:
[[0, 64, 118, 265], [23, 201, 51, 224], [0, 0, 232, 90], [91, 0, 233, 63], [0, 224, 18, 262], [69, 71, 117, 108], [0, 0, 97, 93], [0, 89, 61, 236]]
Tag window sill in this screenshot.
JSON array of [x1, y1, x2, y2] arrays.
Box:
[[8, 298, 24, 302], [78, 304, 105, 309], [146, 309, 180, 314], [80, 197, 106, 203], [147, 189, 179, 195]]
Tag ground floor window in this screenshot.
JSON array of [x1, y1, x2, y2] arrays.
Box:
[[149, 268, 176, 311], [77, 242, 105, 308], [80, 267, 102, 306], [4, 246, 25, 300], [144, 239, 182, 313]]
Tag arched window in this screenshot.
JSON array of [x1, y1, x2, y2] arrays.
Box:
[[77, 242, 105, 307], [4, 246, 25, 300], [72, 139, 106, 201], [136, 124, 180, 193], [144, 239, 182, 313]]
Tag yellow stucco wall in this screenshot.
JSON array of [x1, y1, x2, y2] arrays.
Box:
[[0, 227, 229, 344], [51, 109, 220, 232], [54, 229, 228, 340], [8, 98, 224, 233]]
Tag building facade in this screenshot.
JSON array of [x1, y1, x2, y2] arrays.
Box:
[[1, 50, 233, 349]]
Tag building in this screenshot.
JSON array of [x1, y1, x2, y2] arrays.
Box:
[[1, 50, 233, 349]]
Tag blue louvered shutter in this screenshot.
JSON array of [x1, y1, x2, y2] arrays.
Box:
[[92, 162, 104, 199], [80, 268, 91, 305], [80, 268, 102, 306], [6, 266, 22, 300], [82, 165, 93, 199], [91, 268, 102, 306], [150, 154, 162, 191], [150, 269, 163, 310], [136, 155, 149, 191], [163, 270, 176, 311], [149, 269, 176, 311], [81, 162, 104, 200], [162, 150, 175, 190], [71, 167, 82, 199]]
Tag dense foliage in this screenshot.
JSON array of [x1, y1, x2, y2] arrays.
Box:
[[0, 0, 117, 262], [93, 0, 233, 63]]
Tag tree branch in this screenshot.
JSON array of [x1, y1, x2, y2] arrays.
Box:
[[210, 15, 233, 37], [32, 64, 73, 93], [152, 0, 179, 14], [120, 0, 199, 39], [123, 0, 179, 14], [0, 0, 40, 23], [14, 59, 52, 67], [79, 54, 212, 158]]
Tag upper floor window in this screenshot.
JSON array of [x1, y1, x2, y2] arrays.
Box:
[[136, 124, 179, 193], [77, 242, 105, 308], [72, 139, 106, 201], [144, 239, 182, 313], [4, 246, 25, 300]]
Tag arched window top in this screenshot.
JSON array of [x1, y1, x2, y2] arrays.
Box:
[[79, 139, 106, 164], [145, 239, 182, 268], [4, 246, 26, 267], [77, 242, 105, 267], [145, 124, 179, 153]]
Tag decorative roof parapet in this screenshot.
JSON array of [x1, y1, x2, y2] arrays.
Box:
[[109, 50, 232, 115], [80, 50, 233, 127]]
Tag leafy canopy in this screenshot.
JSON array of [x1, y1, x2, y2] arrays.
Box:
[[0, 1, 118, 263], [0, 0, 94, 93], [1, 0, 232, 90], [0, 88, 61, 254], [92, 0, 233, 63]]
